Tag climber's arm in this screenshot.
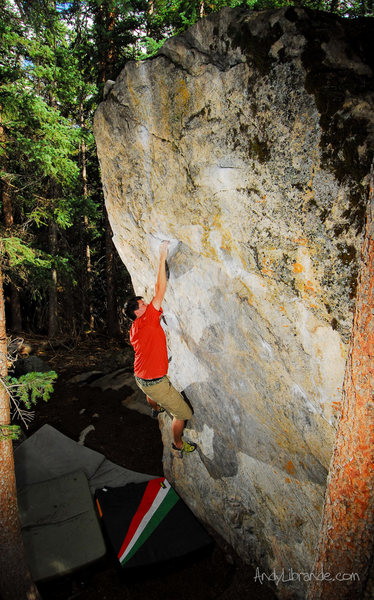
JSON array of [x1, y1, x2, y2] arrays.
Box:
[[152, 241, 169, 311]]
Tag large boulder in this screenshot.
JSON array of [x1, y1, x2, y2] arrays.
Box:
[[93, 7, 374, 598]]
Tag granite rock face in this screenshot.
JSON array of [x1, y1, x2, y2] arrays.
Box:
[[94, 8, 374, 598]]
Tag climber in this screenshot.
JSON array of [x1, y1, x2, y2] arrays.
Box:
[[124, 240, 197, 457]]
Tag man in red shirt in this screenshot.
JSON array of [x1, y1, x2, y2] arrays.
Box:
[[124, 241, 197, 456]]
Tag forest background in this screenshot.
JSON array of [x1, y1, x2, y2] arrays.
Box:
[[1, 0, 373, 342]]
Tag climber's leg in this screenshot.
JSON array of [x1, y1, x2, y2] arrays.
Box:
[[171, 418, 185, 449], [145, 395, 158, 410]]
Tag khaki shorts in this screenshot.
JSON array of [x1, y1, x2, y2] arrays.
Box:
[[135, 376, 192, 421]]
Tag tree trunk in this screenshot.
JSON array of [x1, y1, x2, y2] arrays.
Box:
[[9, 284, 22, 333], [307, 170, 374, 599], [93, 2, 120, 337], [104, 208, 120, 338], [1, 131, 22, 333], [0, 266, 41, 600], [96, 1, 117, 86], [84, 214, 95, 331], [146, 0, 154, 37], [48, 221, 58, 338], [79, 100, 95, 330]]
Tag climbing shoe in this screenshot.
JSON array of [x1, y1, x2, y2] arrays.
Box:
[[151, 406, 165, 419], [171, 440, 197, 455]]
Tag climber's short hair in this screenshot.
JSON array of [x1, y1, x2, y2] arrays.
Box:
[[123, 296, 143, 321]]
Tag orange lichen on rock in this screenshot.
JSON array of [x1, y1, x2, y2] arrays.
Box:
[[293, 236, 309, 246], [293, 262, 304, 273], [175, 78, 190, 113], [285, 460, 295, 475]]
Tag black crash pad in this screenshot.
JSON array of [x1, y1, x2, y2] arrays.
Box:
[[95, 476, 212, 571]]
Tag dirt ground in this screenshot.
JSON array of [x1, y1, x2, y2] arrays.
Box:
[[18, 335, 277, 600]]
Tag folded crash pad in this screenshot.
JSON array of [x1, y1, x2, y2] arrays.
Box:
[[95, 477, 212, 570], [18, 470, 106, 581], [14, 425, 158, 581], [14, 424, 156, 493]]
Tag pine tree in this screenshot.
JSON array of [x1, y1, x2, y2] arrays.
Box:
[[0, 263, 42, 600], [307, 173, 374, 599]]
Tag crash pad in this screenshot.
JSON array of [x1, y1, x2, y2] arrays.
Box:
[[18, 470, 106, 581], [95, 477, 212, 571], [14, 425, 158, 580], [14, 424, 156, 493]]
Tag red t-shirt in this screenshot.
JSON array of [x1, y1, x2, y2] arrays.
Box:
[[130, 302, 169, 379]]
